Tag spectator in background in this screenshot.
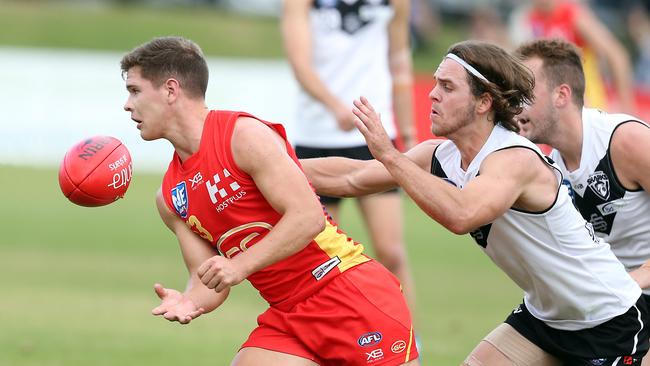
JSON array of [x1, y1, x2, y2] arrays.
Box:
[[410, 0, 439, 52], [508, 0, 637, 114], [468, 6, 512, 50], [281, 0, 418, 319], [628, 0, 650, 89]]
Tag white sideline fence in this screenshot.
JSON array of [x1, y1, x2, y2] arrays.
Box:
[[0, 47, 299, 172]]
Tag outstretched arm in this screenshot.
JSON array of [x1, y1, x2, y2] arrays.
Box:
[[152, 190, 229, 324], [353, 97, 556, 234], [301, 140, 438, 197]]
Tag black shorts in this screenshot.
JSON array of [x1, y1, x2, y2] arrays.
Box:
[[505, 297, 649, 365], [295, 143, 399, 204]]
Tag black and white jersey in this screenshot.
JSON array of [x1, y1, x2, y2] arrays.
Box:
[[550, 108, 650, 294], [292, 0, 395, 148], [432, 125, 641, 331]]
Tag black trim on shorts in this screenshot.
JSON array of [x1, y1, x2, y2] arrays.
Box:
[[295, 143, 399, 205], [504, 297, 649, 365]]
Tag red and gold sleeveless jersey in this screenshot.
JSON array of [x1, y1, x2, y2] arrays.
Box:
[[526, 1, 607, 109], [161, 110, 370, 308]]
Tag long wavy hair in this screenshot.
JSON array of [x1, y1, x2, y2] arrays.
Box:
[[447, 41, 535, 132]]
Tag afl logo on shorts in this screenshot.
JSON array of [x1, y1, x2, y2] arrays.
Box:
[[357, 332, 382, 347], [171, 181, 189, 219]]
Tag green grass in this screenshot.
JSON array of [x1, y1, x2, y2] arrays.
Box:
[[0, 164, 521, 365], [0, 0, 465, 72], [0, 1, 285, 59]]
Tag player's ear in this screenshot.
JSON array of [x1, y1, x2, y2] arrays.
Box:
[[164, 78, 181, 101], [554, 84, 572, 108], [476, 92, 493, 114]]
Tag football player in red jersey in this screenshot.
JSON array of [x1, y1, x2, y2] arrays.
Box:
[[120, 36, 419, 366]]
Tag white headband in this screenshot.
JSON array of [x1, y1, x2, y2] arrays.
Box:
[[444, 53, 489, 83]]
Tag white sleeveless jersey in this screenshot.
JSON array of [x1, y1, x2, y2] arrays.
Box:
[[292, 0, 396, 148], [432, 125, 641, 330], [550, 108, 650, 294]]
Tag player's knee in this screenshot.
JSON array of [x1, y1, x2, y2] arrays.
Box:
[[374, 245, 407, 273]]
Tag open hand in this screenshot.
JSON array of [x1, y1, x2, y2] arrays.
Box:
[[151, 283, 204, 324], [352, 96, 399, 162]]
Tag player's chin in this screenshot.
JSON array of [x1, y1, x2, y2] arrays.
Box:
[[139, 129, 157, 141], [518, 127, 533, 139]]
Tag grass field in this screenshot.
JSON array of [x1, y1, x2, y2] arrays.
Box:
[[0, 164, 521, 365]]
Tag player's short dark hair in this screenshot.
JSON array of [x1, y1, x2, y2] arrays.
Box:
[[447, 40, 535, 132], [514, 38, 586, 108], [120, 36, 209, 99]]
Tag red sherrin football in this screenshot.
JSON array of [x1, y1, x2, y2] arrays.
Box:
[[58, 136, 133, 207]]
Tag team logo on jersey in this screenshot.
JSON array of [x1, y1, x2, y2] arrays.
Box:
[[587, 171, 610, 200], [357, 332, 382, 347], [216, 221, 273, 259], [390, 340, 406, 354], [171, 181, 189, 219]]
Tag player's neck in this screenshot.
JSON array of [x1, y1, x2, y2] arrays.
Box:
[[555, 110, 583, 172], [170, 103, 210, 162], [450, 119, 494, 171]]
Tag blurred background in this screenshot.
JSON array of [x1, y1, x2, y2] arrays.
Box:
[[2, 0, 649, 364]]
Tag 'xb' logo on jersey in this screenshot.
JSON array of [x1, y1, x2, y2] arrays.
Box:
[[587, 171, 610, 201], [171, 181, 189, 218]]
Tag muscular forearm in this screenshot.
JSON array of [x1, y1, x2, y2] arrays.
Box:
[[379, 150, 471, 234], [185, 275, 229, 313], [301, 157, 397, 197], [301, 157, 364, 196]]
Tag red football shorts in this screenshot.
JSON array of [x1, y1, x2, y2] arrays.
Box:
[[241, 260, 418, 365]]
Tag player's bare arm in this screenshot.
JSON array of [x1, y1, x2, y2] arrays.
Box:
[[575, 5, 635, 113], [354, 96, 556, 234], [281, 0, 355, 131], [611, 121, 650, 288], [388, 0, 416, 149], [153, 190, 229, 324], [301, 139, 438, 197], [197, 117, 325, 293]]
